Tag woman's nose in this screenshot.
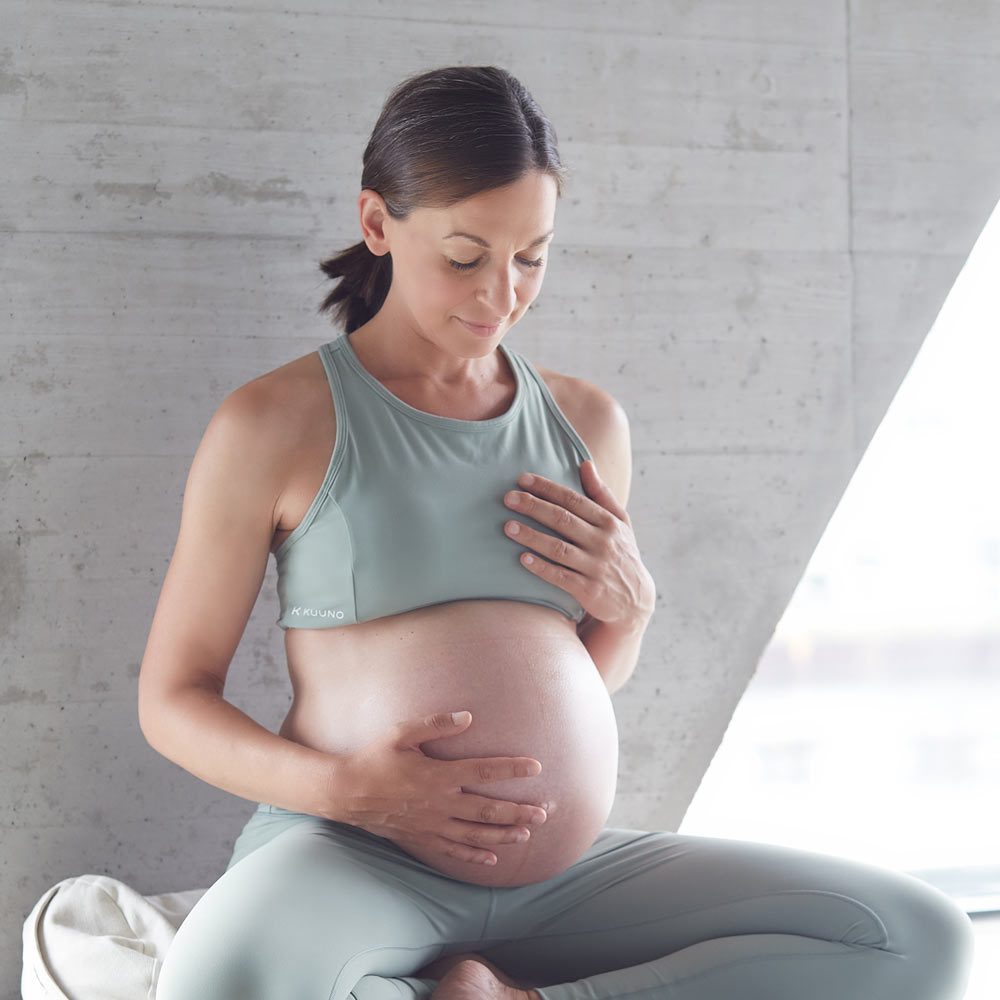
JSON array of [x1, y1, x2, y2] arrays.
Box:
[[477, 264, 517, 317]]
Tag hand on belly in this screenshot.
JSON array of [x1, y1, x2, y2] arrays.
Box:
[[339, 701, 618, 887], [417, 701, 619, 886], [338, 709, 551, 870]]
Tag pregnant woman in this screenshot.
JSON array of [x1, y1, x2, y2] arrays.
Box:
[[142, 66, 973, 1000]]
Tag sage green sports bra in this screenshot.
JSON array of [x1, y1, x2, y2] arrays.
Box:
[[274, 333, 592, 629]]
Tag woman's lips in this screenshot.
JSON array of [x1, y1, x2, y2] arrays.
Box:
[[458, 317, 503, 337]]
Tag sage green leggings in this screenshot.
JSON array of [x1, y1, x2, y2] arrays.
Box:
[[156, 804, 973, 1000]]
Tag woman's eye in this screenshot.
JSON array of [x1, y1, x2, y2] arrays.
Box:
[[447, 256, 546, 272]]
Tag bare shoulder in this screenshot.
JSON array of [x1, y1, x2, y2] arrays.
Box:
[[188, 350, 334, 541], [200, 351, 331, 470], [533, 365, 627, 443], [534, 363, 633, 507], [217, 350, 328, 436]]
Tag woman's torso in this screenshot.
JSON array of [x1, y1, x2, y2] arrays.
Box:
[[267, 335, 619, 886]]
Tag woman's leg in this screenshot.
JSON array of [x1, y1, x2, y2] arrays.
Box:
[[157, 814, 489, 1000], [478, 829, 974, 1000]]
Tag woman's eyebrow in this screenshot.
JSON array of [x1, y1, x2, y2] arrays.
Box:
[[443, 230, 554, 249]]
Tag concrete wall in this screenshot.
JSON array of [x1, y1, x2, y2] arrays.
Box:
[[4, 1, 999, 994]]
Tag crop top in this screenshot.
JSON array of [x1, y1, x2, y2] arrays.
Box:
[[274, 332, 593, 629]]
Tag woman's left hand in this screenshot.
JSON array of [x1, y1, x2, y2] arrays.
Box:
[[503, 460, 655, 629]]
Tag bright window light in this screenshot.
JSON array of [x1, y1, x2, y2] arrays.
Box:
[[680, 198, 1000, 915]]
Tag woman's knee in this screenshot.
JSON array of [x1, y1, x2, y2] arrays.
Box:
[[849, 864, 974, 1000], [899, 877, 973, 992]]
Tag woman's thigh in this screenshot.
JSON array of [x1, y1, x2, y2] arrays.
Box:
[[482, 828, 972, 994], [157, 818, 488, 1000]]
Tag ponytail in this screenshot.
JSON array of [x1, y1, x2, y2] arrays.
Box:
[[317, 241, 392, 334]]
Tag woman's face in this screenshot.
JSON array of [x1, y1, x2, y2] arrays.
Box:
[[372, 170, 558, 357]]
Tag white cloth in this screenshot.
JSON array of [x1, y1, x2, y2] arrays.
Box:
[[22, 875, 205, 1000]]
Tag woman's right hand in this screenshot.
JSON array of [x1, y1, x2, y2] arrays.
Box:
[[336, 710, 548, 867]]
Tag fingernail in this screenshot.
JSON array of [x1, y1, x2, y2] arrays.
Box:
[[506, 491, 521, 507], [515, 830, 530, 842], [519, 473, 535, 486], [522, 554, 534, 565], [451, 711, 471, 725], [506, 521, 520, 536]]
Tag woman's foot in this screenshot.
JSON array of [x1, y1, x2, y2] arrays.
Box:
[[418, 952, 484, 981], [429, 956, 541, 1000]]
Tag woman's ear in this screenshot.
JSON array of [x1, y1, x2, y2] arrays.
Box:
[[358, 189, 392, 257]]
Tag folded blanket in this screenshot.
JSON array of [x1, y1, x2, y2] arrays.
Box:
[[22, 875, 205, 1000]]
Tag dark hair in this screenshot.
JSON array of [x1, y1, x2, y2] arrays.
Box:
[[318, 66, 567, 333]]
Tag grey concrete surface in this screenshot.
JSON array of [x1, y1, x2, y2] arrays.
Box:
[[3, 1, 1000, 995]]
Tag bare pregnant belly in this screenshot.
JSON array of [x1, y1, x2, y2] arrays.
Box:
[[281, 602, 620, 886]]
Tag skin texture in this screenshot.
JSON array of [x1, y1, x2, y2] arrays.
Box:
[[138, 171, 655, 889]]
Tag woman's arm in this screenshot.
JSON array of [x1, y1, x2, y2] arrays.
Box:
[[577, 615, 649, 695], [504, 376, 655, 693], [138, 381, 346, 817]]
